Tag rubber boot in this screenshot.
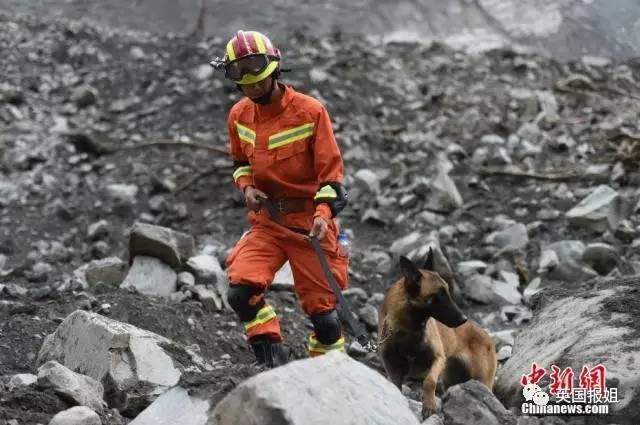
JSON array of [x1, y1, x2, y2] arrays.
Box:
[[250, 336, 290, 369]]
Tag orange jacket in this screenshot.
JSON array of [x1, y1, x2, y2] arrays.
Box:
[[227, 84, 343, 223]]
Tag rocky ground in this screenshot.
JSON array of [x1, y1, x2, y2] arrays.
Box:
[[1, 9, 640, 425]]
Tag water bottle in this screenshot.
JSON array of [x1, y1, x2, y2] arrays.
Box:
[[337, 231, 350, 258]]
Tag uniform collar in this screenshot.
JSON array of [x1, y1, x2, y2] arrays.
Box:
[[254, 83, 293, 121]]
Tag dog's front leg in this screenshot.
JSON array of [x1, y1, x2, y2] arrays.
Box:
[[421, 354, 445, 418], [380, 347, 409, 390]]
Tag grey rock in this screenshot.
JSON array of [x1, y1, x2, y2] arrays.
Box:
[[465, 275, 521, 306], [120, 256, 177, 298], [49, 406, 101, 425], [427, 159, 463, 213], [128, 386, 210, 425], [358, 304, 379, 331], [7, 373, 37, 391], [105, 184, 138, 205], [192, 285, 222, 312], [522, 277, 543, 305], [37, 360, 105, 412], [582, 242, 619, 275], [485, 223, 528, 252], [71, 85, 98, 109], [37, 310, 209, 416], [87, 220, 110, 241], [565, 185, 629, 232], [496, 345, 512, 361], [31, 261, 53, 282], [456, 260, 488, 277], [212, 351, 420, 425], [128, 222, 195, 269], [186, 255, 225, 286], [79, 257, 127, 287], [543, 240, 598, 282], [353, 169, 381, 195], [422, 414, 444, 425], [442, 380, 516, 425], [496, 284, 640, 421], [177, 271, 195, 289], [362, 250, 392, 275], [500, 305, 532, 325]]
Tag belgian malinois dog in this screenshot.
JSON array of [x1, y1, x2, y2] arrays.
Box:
[[378, 249, 496, 418]]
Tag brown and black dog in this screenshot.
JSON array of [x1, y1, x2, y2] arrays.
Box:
[[378, 249, 496, 418]]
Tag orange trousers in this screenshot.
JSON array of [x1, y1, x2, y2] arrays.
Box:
[[226, 209, 349, 343]]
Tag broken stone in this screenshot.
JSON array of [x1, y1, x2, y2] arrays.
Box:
[[582, 242, 619, 275], [212, 352, 420, 425], [128, 386, 210, 425], [484, 223, 528, 252], [192, 285, 222, 312], [186, 255, 225, 286], [128, 222, 195, 269], [464, 275, 521, 306], [120, 256, 177, 298], [37, 360, 105, 412], [565, 185, 629, 232], [49, 406, 101, 425], [37, 310, 209, 416], [7, 373, 37, 391], [442, 380, 516, 425]]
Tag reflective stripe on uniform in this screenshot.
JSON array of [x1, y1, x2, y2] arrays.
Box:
[[308, 333, 345, 355], [268, 123, 314, 150], [233, 165, 252, 181], [236, 121, 256, 145], [314, 184, 337, 200], [243, 305, 277, 332]]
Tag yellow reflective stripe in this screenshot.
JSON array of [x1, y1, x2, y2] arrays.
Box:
[[226, 40, 236, 61], [233, 166, 252, 181], [268, 123, 314, 150], [253, 32, 266, 53], [243, 305, 277, 331], [314, 185, 337, 200], [308, 335, 345, 353], [235, 122, 256, 145]]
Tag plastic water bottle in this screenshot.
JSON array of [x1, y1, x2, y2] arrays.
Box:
[[337, 231, 350, 258]]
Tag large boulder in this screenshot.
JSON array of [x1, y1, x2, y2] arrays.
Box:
[[128, 222, 195, 269], [495, 279, 640, 424], [37, 310, 210, 416], [211, 351, 421, 425]]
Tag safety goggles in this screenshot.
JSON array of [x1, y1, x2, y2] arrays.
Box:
[[222, 54, 277, 82]]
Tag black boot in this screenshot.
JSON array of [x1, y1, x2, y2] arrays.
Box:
[[250, 336, 290, 369]]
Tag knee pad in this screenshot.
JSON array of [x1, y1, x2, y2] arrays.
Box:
[[310, 310, 342, 345], [227, 284, 264, 322]]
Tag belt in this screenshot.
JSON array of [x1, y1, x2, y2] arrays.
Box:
[[265, 198, 315, 214]]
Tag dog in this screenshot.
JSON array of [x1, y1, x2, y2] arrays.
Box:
[[378, 249, 497, 418]]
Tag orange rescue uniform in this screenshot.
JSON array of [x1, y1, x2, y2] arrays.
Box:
[[225, 83, 349, 355]]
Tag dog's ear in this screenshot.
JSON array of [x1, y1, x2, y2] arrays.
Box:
[[422, 247, 434, 271], [399, 255, 421, 297]]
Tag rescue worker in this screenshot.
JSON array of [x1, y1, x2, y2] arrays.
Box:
[[211, 30, 350, 368]]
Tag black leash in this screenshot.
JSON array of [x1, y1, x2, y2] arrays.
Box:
[[257, 196, 377, 352]]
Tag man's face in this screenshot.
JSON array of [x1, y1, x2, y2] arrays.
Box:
[[239, 76, 273, 100]]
